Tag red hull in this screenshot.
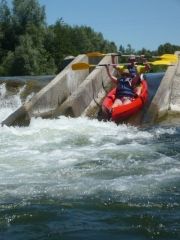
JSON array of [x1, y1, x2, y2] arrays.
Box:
[[102, 80, 148, 122]]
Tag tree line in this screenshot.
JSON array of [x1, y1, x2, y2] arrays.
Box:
[[0, 0, 180, 76]]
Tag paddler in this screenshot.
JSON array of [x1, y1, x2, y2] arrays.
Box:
[[105, 54, 151, 107], [104, 66, 140, 108]]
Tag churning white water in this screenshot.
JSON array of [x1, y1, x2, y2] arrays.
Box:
[[0, 83, 22, 122], [0, 83, 180, 206]]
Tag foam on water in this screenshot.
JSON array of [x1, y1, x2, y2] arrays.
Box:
[[0, 82, 179, 205], [0, 83, 22, 122], [0, 115, 179, 204]]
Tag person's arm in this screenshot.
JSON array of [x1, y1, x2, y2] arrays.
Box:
[[144, 62, 151, 72], [131, 73, 141, 86], [133, 85, 142, 97], [105, 65, 117, 84], [142, 57, 151, 72]]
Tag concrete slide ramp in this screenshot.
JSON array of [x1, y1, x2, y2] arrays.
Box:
[[145, 51, 180, 125], [2, 52, 180, 127], [1, 54, 115, 126]]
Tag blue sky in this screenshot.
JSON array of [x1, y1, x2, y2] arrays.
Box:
[[8, 0, 180, 51]]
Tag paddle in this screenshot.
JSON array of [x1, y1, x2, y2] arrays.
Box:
[[71, 62, 118, 70], [152, 54, 177, 60], [86, 51, 177, 62], [86, 52, 121, 57], [86, 51, 141, 58], [148, 60, 176, 66], [72, 60, 173, 70]]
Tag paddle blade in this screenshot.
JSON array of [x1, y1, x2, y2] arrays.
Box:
[[86, 52, 106, 57], [153, 54, 178, 63], [116, 65, 126, 71], [86, 52, 122, 57], [149, 60, 173, 66], [160, 54, 177, 60], [72, 62, 91, 70]]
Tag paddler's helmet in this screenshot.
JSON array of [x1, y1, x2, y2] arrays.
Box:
[[128, 55, 136, 65], [116, 65, 124, 72], [128, 55, 136, 61], [121, 68, 130, 76]]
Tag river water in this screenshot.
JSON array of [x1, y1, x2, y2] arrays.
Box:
[[0, 74, 180, 240]]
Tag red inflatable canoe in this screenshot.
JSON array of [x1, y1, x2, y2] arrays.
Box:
[[102, 80, 148, 122]]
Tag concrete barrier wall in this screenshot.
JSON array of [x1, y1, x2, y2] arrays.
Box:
[[145, 65, 176, 124], [3, 51, 180, 127], [1, 54, 115, 126], [1, 54, 89, 126], [169, 52, 180, 112], [145, 53, 180, 124], [53, 55, 115, 117], [27, 54, 90, 117]]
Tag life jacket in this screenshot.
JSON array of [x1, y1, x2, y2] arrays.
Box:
[[128, 65, 142, 85], [116, 77, 135, 98], [127, 65, 137, 77]]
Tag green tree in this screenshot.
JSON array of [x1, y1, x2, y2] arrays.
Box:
[[2, 34, 55, 75], [0, 0, 57, 75], [49, 20, 117, 72], [12, 0, 45, 34], [119, 44, 125, 54], [125, 44, 135, 54], [0, 0, 13, 56], [0, 0, 117, 75], [157, 42, 180, 55]]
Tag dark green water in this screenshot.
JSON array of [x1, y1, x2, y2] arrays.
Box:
[[0, 74, 180, 240]]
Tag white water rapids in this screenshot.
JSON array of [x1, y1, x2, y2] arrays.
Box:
[[0, 82, 179, 205]]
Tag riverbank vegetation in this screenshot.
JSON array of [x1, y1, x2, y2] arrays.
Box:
[[0, 0, 180, 76]]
